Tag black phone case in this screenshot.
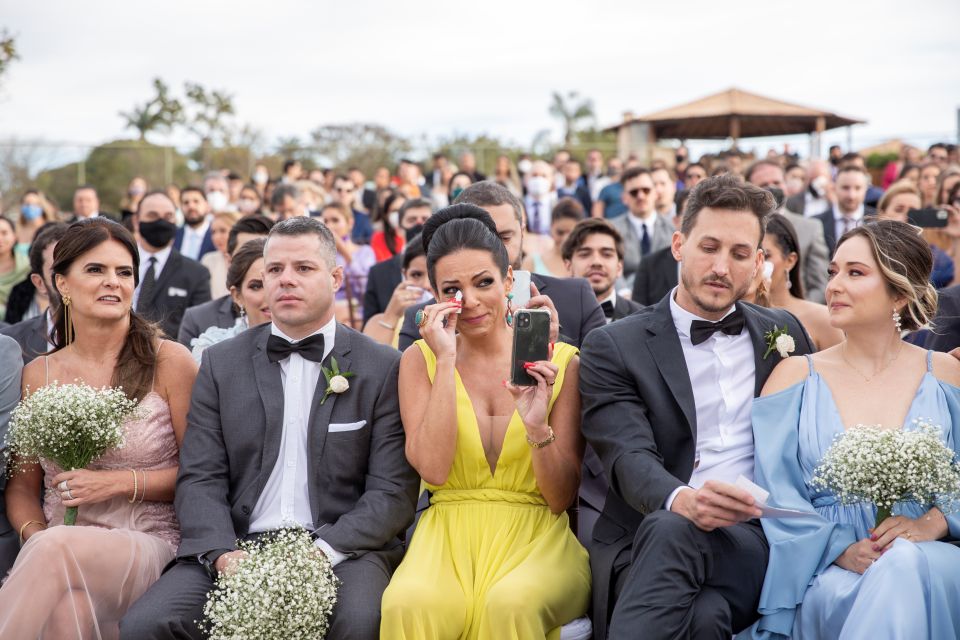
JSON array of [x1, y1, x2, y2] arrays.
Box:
[[510, 309, 551, 386]]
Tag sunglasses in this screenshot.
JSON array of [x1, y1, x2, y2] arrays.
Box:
[[628, 187, 653, 198]]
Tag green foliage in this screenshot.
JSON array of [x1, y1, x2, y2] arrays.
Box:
[[549, 91, 596, 146], [118, 78, 184, 142], [866, 151, 899, 170], [309, 123, 411, 176], [0, 29, 18, 89], [431, 132, 525, 176]]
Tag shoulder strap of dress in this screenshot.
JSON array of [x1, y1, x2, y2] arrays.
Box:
[[804, 353, 815, 377], [43, 355, 49, 385], [927, 349, 934, 373], [152, 341, 165, 392]]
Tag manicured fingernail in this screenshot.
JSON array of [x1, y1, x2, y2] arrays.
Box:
[[523, 362, 535, 369], [869, 534, 877, 541], [872, 545, 880, 552]]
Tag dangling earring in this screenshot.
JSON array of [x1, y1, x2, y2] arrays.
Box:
[[785, 268, 792, 289], [892, 307, 902, 333], [62, 294, 74, 346], [239, 305, 248, 329], [505, 292, 514, 327]]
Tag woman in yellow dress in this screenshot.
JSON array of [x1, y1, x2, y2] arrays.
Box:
[[381, 204, 590, 639]]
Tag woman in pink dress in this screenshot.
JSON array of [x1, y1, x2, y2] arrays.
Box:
[[0, 216, 198, 639]]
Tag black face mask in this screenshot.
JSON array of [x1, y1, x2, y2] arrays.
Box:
[[139, 219, 177, 248], [404, 224, 425, 241]]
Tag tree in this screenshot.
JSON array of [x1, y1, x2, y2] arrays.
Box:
[[548, 91, 596, 146], [308, 123, 411, 176], [0, 29, 18, 90], [118, 78, 184, 142], [184, 82, 236, 170]]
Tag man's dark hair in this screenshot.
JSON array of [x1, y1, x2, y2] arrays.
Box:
[[684, 162, 706, 177], [135, 190, 177, 216], [227, 214, 275, 255], [265, 216, 337, 268], [620, 166, 651, 185], [744, 159, 783, 184], [227, 171, 242, 181], [680, 175, 775, 246], [836, 164, 869, 179], [841, 152, 862, 164], [829, 144, 842, 153], [560, 218, 625, 262], [551, 197, 585, 224], [29, 222, 69, 275], [73, 184, 97, 196], [271, 184, 299, 209], [283, 159, 300, 173], [180, 185, 206, 201], [398, 198, 433, 223], [929, 142, 948, 154], [784, 162, 801, 174], [455, 180, 524, 226]]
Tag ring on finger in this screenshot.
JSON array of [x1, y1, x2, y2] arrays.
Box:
[[64, 489, 74, 500], [415, 309, 428, 328], [58, 480, 69, 491]]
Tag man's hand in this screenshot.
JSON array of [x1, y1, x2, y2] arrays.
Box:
[[214, 550, 248, 576], [670, 480, 762, 531]]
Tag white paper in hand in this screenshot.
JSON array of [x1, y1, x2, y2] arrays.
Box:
[[735, 475, 814, 519]]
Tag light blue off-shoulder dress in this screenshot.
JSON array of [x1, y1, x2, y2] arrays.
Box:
[[741, 352, 960, 640]]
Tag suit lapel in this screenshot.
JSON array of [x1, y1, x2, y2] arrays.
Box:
[[739, 302, 779, 397], [307, 324, 353, 523], [251, 329, 285, 499], [147, 251, 180, 306], [646, 296, 698, 437], [217, 295, 236, 324], [652, 215, 674, 252]]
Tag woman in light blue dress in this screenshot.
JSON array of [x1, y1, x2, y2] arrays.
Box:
[[744, 220, 960, 640]]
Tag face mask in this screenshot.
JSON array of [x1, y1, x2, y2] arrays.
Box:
[[527, 176, 551, 197], [138, 219, 177, 248], [238, 198, 259, 214], [810, 175, 828, 197], [128, 186, 146, 197], [206, 191, 228, 211], [517, 159, 533, 174], [450, 187, 464, 201], [253, 171, 268, 184], [786, 177, 804, 193], [21, 204, 43, 221], [404, 223, 424, 242], [387, 211, 400, 229]]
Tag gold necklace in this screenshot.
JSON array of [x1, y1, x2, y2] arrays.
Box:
[[841, 341, 903, 383]]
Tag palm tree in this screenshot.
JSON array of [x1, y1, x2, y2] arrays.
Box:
[[118, 78, 183, 142], [548, 91, 595, 146]]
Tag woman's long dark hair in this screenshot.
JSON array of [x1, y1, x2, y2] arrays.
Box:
[[51, 218, 160, 401], [766, 213, 805, 299], [379, 189, 407, 257]]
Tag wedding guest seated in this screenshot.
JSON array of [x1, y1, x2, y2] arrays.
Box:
[[176, 214, 273, 347], [2, 223, 67, 340], [322, 202, 377, 330], [522, 197, 585, 278], [0, 334, 23, 577], [363, 234, 429, 349], [563, 218, 641, 323], [0, 217, 198, 637], [761, 213, 843, 350], [381, 204, 591, 638], [370, 197, 433, 263], [190, 238, 270, 362], [926, 284, 960, 353], [200, 211, 242, 299], [121, 217, 418, 640], [0, 217, 30, 321], [748, 219, 960, 639]]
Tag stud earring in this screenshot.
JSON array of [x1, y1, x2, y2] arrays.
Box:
[[892, 308, 902, 333], [505, 292, 514, 327]]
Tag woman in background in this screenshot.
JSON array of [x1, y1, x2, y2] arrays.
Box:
[[363, 233, 429, 348], [0, 217, 29, 320], [321, 202, 376, 329], [200, 211, 241, 299], [522, 198, 585, 278]]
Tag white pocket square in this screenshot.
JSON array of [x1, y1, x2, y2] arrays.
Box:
[[168, 287, 188, 297], [328, 420, 366, 433]]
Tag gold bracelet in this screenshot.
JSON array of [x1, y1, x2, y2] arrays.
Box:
[[139, 469, 147, 504], [128, 468, 138, 503], [526, 425, 556, 448], [18, 520, 46, 545]]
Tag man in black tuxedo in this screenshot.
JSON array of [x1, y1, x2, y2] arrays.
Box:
[[562, 218, 642, 323], [398, 181, 604, 352], [928, 284, 960, 353], [177, 215, 274, 347], [132, 192, 211, 340], [631, 246, 679, 307], [814, 165, 876, 255], [580, 175, 815, 639]]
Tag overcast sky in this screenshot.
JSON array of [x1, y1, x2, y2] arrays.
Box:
[[1, 0, 958, 164]]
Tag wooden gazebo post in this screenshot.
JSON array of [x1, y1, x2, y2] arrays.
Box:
[[729, 116, 741, 149]]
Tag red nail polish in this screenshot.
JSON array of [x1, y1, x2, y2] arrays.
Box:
[[872, 544, 880, 552], [870, 534, 877, 541], [523, 362, 535, 369]]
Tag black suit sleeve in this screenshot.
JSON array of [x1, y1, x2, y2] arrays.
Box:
[[189, 264, 212, 308], [928, 288, 960, 353], [579, 327, 684, 515], [575, 279, 605, 344], [397, 303, 424, 352], [632, 258, 653, 306], [362, 272, 382, 326]]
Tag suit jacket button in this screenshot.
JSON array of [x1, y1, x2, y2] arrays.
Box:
[[241, 505, 250, 515]]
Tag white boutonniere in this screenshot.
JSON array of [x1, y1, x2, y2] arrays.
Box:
[[320, 357, 355, 405], [763, 325, 795, 359]]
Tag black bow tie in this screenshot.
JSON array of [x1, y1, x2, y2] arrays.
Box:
[[601, 300, 615, 319], [689, 309, 745, 346], [266, 333, 325, 363]]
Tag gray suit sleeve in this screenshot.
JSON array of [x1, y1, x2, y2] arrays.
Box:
[[579, 328, 684, 515], [318, 356, 418, 554], [190, 264, 212, 308], [0, 337, 23, 491], [177, 308, 201, 347], [801, 221, 829, 303], [174, 349, 239, 557], [397, 304, 423, 352]]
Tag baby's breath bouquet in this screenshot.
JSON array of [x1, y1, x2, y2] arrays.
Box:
[[5, 382, 137, 525], [812, 420, 960, 526], [202, 528, 339, 640]]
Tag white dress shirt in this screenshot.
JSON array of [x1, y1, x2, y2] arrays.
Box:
[[803, 191, 830, 218], [179, 216, 212, 261], [247, 319, 346, 565], [665, 290, 756, 510], [133, 243, 173, 308], [627, 211, 658, 245], [832, 204, 865, 242]]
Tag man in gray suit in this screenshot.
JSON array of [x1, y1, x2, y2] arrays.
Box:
[[0, 334, 23, 576], [610, 167, 674, 290], [746, 160, 830, 302], [122, 218, 419, 640]]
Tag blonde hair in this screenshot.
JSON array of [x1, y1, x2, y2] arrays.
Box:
[[877, 180, 921, 215], [212, 210, 242, 226]]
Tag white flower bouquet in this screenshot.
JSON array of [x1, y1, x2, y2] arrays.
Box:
[[5, 383, 137, 525], [811, 420, 960, 526], [201, 528, 339, 640]]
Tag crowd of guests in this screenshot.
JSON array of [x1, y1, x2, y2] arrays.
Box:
[[0, 142, 958, 639]]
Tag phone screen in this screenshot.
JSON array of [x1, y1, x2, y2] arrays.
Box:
[[512, 270, 532, 307], [510, 309, 551, 386]]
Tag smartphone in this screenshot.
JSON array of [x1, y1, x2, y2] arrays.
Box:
[[512, 269, 532, 307], [510, 309, 551, 386], [907, 207, 950, 228]]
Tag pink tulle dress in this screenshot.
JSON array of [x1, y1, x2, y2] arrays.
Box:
[[0, 357, 180, 640]]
